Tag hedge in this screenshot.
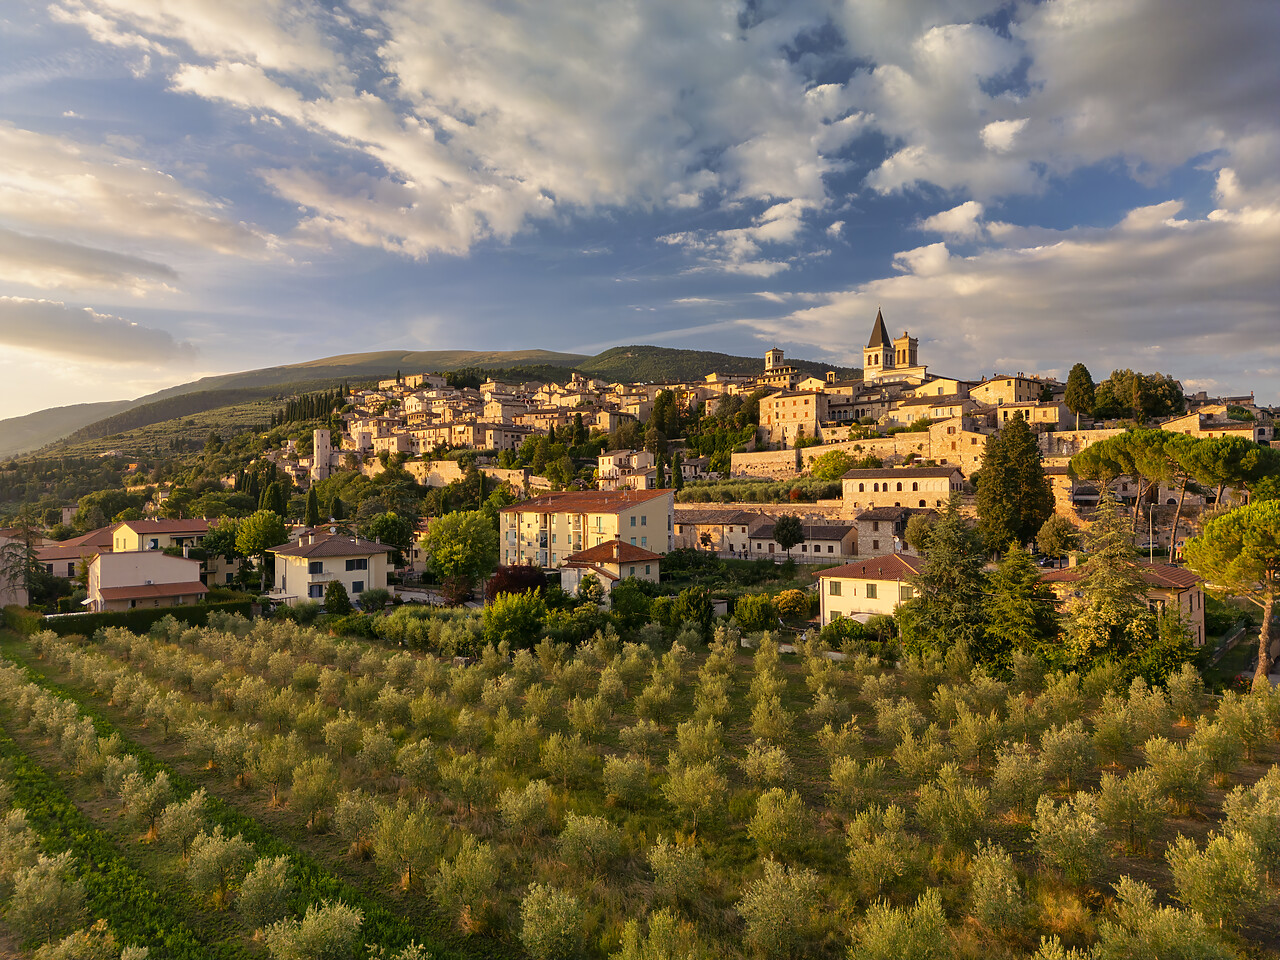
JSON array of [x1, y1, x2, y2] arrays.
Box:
[[41, 600, 256, 637]]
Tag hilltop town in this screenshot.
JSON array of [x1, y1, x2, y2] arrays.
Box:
[[3, 310, 1274, 641]]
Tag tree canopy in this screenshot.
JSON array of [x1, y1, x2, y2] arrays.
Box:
[[974, 414, 1054, 553], [422, 509, 500, 604], [1185, 499, 1280, 690]]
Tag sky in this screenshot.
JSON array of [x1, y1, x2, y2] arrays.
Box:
[[1, 0, 1278, 420]]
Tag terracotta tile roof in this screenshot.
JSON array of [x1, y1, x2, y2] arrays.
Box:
[[114, 519, 211, 534], [816, 553, 923, 580], [751, 522, 854, 541], [565, 541, 663, 564], [271, 534, 394, 559], [673, 508, 762, 527], [98, 581, 208, 601], [1040, 561, 1203, 590], [499, 489, 671, 515]]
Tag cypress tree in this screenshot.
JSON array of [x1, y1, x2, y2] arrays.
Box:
[[655, 456, 666, 489], [975, 414, 1054, 553], [328, 496, 344, 522], [671, 452, 684, 491], [304, 488, 321, 527]]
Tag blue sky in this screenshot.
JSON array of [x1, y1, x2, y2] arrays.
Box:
[[1, 0, 1277, 418]]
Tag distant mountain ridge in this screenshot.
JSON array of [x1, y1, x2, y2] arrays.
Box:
[[7, 344, 860, 458]]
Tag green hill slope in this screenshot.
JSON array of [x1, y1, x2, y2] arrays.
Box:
[[0, 400, 135, 459], [579, 345, 859, 383]]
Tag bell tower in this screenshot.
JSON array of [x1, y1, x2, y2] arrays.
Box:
[[863, 308, 891, 379]]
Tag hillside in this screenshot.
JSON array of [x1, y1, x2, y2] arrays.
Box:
[[579, 345, 860, 383], [0, 400, 135, 460], [14, 344, 860, 458]]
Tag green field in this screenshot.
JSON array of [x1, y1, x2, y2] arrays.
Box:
[[2, 612, 1278, 960]]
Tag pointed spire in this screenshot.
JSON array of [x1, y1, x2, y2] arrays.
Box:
[[866, 308, 890, 348]]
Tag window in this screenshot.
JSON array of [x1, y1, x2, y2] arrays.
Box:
[[640, 515, 647, 526], [872, 521, 880, 532], [858, 483, 865, 492], [345, 558, 368, 571], [866, 583, 877, 599], [630, 516, 637, 527], [44, 563, 53, 574], [309, 561, 324, 574], [872, 540, 879, 550], [645, 565, 651, 575], [225, 573, 233, 584], [351, 581, 364, 594], [631, 537, 636, 545], [641, 536, 647, 547], [919, 500, 926, 508], [309, 584, 324, 598], [801, 544, 807, 552], [827, 545, 834, 553], [896, 482, 902, 491], [149, 538, 159, 550], [900, 585, 914, 601], [829, 580, 841, 596], [629, 566, 636, 576], [912, 482, 918, 491]]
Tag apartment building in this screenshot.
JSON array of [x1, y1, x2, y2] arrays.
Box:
[[269, 533, 394, 606], [499, 489, 674, 568]]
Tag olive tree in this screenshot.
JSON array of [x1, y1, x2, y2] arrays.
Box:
[[264, 900, 363, 960], [7, 853, 86, 945], [519, 884, 586, 960], [238, 856, 294, 929]]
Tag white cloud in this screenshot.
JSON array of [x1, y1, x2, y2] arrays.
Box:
[[827, 220, 845, 238], [0, 123, 271, 259], [918, 201, 985, 239], [980, 119, 1027, 154], [659, 199, 817, 277], [0, 228, 178, 293], [0, 296, 194, 363], [752, 189, 1280, 397]]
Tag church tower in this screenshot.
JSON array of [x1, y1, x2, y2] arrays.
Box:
[[863, 308, 892, 379], [892, 330, 918, 369]]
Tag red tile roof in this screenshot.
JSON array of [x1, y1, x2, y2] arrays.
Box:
[[98, 582, 208, 601], [816, 554, 923, 580], [565, 541, 663, 564], [499, 489, 671, 515], [1040, 561, 1202, 590], [271, 535, 394, 559]]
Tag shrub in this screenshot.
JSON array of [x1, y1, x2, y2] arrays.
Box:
[[1091, 876, 1235, 960], [846, 804, 915, 902], [434, 834, 499, 930], [7, 853, 86, 945], [1142, 736, 1207, 815], [916, 764, 988, 848], [739, 739, 794, 788], [520, 884, 585, 960], [969, 842, 1027, 935], [238, 856, 294, 929], [648, 837, 703, 905], [850, 889, 950, 960], [1032, 795, 1104, 886], [662, 762, 727, 831], [613, 909, 703, 960], [774, 589, 811, 619], [499, 779, 553, 838], [324, 580, 353, 616], [557, 814, 622, 875], [187, 827, 254, 908], [733, 593, 777, 633], [603, 755, 650, 809], [1222, 767, 1280, 881], [827, 756, 884, 812], [991, 743, 1044, 818], [1037, 721, 1096, 792], [263, 900, 363, 960], [748, 788, 811, 862], [1166, 832, 1266, 929], [737, 859, 822, 959]]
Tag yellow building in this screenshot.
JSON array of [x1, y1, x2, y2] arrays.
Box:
[[816, 554, 922, 625], [87, 551, 207, 612], [970, 375, 1050, 407], [111, 519, 210, 554], [269, 533, 393, 605], [499, 489, 674, 568]]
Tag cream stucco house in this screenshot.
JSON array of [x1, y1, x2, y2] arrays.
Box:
[[269, 533, 393, 605], [816, 554, 922, 626], [86, 551, 207, 613]]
